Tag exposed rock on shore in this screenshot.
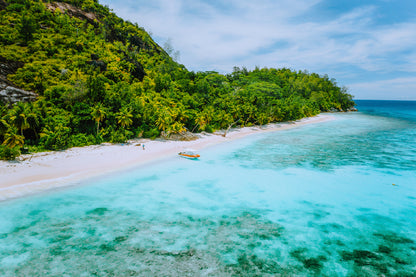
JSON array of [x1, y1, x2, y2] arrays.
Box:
[[329, 107, 358, 112], [160, 131, 200, 141]]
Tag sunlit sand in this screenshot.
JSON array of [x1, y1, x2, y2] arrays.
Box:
[[0, 114, 334, 201]]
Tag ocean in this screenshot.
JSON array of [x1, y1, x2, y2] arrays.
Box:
[[0, 100, 415, 276]]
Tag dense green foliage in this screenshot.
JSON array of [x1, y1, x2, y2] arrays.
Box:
[[0, 0, 355, 159]]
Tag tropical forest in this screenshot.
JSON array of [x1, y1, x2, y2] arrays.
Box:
[[0, 0, 355, 159]]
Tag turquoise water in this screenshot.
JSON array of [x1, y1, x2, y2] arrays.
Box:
[[1, 101, 416, 276]]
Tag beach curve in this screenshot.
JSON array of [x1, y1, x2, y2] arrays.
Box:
[[0, 113, 335, 201]]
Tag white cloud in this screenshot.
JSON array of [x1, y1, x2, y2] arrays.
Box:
[[102, 0, 416, 99]]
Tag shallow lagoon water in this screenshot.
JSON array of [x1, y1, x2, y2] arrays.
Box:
[[1, 101, 416, 276]]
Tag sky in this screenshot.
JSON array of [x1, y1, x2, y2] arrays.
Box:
[[100, 0, 416, 100]]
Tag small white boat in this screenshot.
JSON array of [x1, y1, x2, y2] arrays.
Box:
[[178, 149, 200, 159]]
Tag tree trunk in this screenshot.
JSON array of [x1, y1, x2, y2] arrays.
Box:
[[191, 123, 199, 133], [222, 119, 239, 137]]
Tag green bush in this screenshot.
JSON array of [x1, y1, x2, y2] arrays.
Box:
[[69, 133, 97, 147], [109, 129, 133, 143], [0, 145, 21, 160], [40, 124, 72, 150], [6, 4, 26, 12], [143, 128, 160, 139], [204, 125, 214, 133]]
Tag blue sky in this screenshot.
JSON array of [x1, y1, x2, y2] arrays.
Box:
[[100, 0, 416, 100]]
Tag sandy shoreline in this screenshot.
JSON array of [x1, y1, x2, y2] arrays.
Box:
[[0, 113, 335, 201]]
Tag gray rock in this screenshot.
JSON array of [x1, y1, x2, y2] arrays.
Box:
[[160, 131, 199, 141], [0, 84, 38, 105], [0, 56, 37, 105], [46, 2, 99, 26]]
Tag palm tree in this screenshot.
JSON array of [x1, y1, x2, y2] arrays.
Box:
[[91, 103, 106, 135], [203, 106, 215, 126], [0, 119, 9, 136], [0, 119, 10, 144], [116, 107, 133, 128], [26, 103, 39, 139], [9, 102, 30, 136], [3, 126, 24, 149], [194, 113, 206, 132], [156, 108, 172, 132], [170, 121, 186, 134]]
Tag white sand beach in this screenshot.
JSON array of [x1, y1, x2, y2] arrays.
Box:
[[0, 114, 334, 201]]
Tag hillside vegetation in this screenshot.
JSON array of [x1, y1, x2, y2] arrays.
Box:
[[0, 0, 355, 159]]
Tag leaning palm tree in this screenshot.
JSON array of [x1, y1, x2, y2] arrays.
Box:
[[91, 103, 106, 135], [3, 126, 24, 149], [116, 107, 133, 128]]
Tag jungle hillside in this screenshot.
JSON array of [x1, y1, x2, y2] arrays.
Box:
[[0, 0, 355, 159]]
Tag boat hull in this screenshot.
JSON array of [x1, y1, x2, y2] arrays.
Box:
[[178, 153, 200, 159]]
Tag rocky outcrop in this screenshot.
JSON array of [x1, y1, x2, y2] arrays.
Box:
[[160, 131, 200, 141], [0, 85, 38, 105], [329, 107, 358, 112], [48, 2, 145, 81], [46, 2, 99, 25], [0, 56, 37, 105]]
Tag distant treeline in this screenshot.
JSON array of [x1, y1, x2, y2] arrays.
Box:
[[0, 0, 354, 159]]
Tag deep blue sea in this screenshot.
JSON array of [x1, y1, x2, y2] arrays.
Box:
[[1, 100, 415, 276]]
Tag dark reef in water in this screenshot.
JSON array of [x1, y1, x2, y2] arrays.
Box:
[[290, 248, 327, 273], [1, 206, 415, 276]]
